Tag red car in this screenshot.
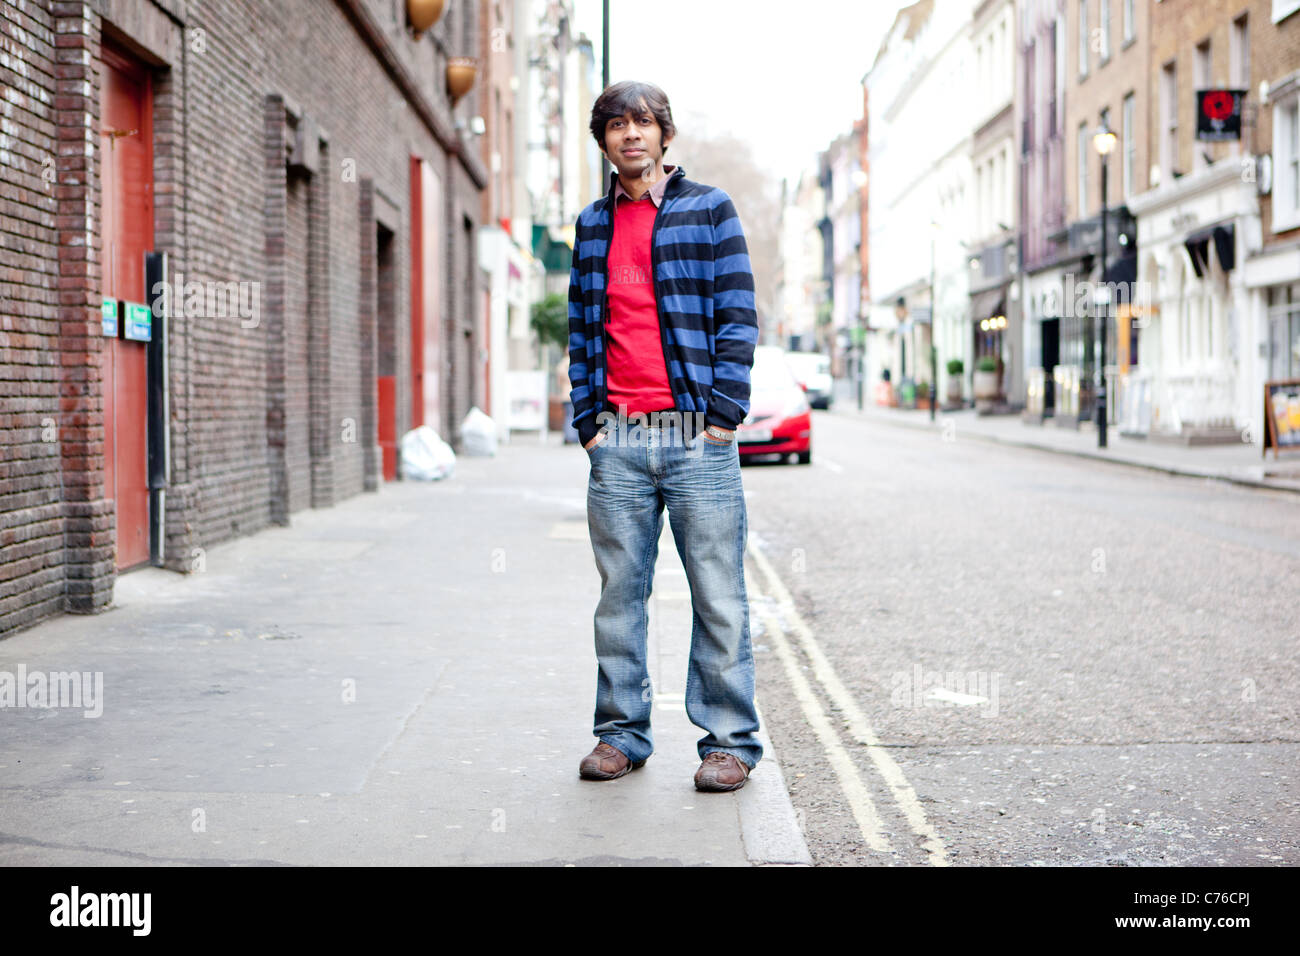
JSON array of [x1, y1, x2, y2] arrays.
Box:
[[736, 346, 813, 464]]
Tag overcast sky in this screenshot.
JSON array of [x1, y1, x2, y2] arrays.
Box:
[[570, 0, 897, 188]]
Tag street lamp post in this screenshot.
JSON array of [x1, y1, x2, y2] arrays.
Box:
[[1093, 123, 1116, 449], [601, 1, 611, 184], [856, 319, 865, 412], [929, 220, 940, 422]]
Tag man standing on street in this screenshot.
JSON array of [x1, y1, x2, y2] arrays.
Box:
[[567, 80, 762, 792]]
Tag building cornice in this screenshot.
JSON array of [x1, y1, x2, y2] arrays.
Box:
[[1126, 158, 1249, 217], [1265, 69, 1300, 103]]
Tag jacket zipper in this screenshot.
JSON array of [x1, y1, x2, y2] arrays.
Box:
[[600, 166, 680, 419], [597, 179, 614, 419], [649, 168, 678, 415]]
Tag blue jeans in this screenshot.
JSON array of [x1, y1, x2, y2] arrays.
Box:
[[584, 411, 762, 771]]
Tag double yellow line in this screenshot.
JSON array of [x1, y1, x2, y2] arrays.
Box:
[[747, 540, 950, 866]]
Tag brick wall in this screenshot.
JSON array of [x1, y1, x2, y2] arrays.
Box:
[[1251, 2, 1300, 241], [0, 0, 488, 637], [1143, 0, 1299, 240], [1, 0, 65, 632], [1065, 0, 1153, 222]]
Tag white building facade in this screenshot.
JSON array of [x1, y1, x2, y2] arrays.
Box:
[[866, 0, 978, 403], [777, 165, 827, 352], [1127, 162, 1261, 441]]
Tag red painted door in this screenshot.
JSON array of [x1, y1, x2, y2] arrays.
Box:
[[377, 375, 396, 480], [100, 46, 154, 570], [410, 157, 441, 433]]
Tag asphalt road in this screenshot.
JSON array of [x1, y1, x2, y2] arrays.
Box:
[[741, 406, 1300, 866]]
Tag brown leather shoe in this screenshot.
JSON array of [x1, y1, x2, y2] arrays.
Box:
[[578, 741, 647, 781], [694, 752, 751, 792]]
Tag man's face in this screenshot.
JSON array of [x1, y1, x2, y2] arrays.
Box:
[[603, 100, 672, 178]]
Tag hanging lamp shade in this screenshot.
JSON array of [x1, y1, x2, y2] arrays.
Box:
[[407, 0, 445, 37], [447, 57, 477, 105]]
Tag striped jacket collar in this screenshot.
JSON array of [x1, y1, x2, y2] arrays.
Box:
[[602, 163, 685, 213]]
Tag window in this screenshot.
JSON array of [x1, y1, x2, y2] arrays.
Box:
[[1100, 0, 1111, 63], [1123, 0, 1135, 43], [1079, 1, 1089, 78], [1194, 41, 1212, 170], [1194, 40, 1211, 88], [1024, 38, 1036, 154], [1267, 283, 1300, 378], [1078, 122, 1090, 215], [1230, 15, 1249, 89], [1122, 92, 1136, 199], [999, 17, 1008, 102], [1043, 26, 1054, 137], [1161, 61, 1178, 180], [1055, 13, 1066, 129], [1000, 145, 1010, 227], [1275, 95, 1300, 231], [993, 153, 1003, 235]]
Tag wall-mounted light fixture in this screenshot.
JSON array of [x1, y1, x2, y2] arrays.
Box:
[[447, 57, 477, 106], [407, 0, 446, 37]]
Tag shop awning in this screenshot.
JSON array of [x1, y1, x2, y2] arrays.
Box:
[[1102, 254, 1136, 302], [970, 288, 1004, 322], [530, 224, 573, 274], [1184, 223, 1235, 277]]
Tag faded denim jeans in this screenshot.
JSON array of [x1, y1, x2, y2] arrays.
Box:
[[584, 410, 762, 771]]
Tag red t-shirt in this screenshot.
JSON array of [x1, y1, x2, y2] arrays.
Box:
[[604, 194, 674, 415]]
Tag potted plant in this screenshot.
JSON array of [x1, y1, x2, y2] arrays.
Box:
[[974, 355, 999, 413], [946, 358, 964, 407], [898, 377, 916, 409], [915, 381, 931, 411]]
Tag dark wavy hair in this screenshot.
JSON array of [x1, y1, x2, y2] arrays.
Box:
[[589, 80, 677, 156]]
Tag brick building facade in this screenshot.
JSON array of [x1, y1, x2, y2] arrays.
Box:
[[1053, 0, 1149, 425], [1247, 1, 1300, 393], [1126, 0, 1300, 442], [1, 0, 489, 636]]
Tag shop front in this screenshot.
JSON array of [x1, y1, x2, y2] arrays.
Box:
[[1128, 162, 1258, 443], [1022, 267, 1068, 424]]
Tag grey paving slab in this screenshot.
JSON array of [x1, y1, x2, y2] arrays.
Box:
[[0, 436, 808, 867]]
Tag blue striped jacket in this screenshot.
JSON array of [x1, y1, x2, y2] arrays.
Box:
[[566, 165, 758, 447]]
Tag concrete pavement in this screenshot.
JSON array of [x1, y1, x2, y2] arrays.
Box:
[[0, 434, 809, 867]]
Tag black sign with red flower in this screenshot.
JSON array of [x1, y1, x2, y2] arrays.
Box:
[[1196, 89, 1245, 141]]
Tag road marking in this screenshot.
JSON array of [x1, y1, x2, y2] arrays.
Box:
[[926, 687, 988, 707], [748, 589, 893, 855], [818, 457, 844, 473], [747, 541, 951, 866]]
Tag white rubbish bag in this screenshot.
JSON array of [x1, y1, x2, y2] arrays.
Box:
[[460, 406, 498, 457], [400, 425, 456, 481]]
